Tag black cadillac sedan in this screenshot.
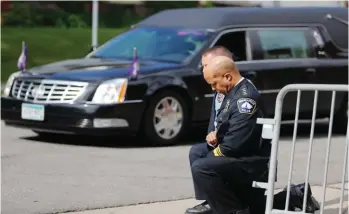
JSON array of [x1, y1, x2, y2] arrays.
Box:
[[2, 7, 348, 145]]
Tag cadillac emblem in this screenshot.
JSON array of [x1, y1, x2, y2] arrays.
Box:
[[31, 86, 45, 98]]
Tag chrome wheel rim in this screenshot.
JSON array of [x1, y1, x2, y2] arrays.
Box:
[[153, 97, 183, 140]]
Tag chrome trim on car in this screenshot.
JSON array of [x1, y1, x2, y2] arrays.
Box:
[[84, 99, 143, 105], [11, 79, 88, 104]]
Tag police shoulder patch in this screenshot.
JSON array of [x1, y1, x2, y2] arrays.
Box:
[[237, 98, 256, 114]]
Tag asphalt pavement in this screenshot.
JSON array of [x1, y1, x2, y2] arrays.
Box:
[[66, 183, 349, 214], [1, 121, 348, 214]]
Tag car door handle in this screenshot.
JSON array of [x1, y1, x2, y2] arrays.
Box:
[[305, 68, 316, 73]]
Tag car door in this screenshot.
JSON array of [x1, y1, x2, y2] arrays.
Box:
[[304, 27, 348, 116], [246, 27, 319, 119], [313, 58, 348, 117]]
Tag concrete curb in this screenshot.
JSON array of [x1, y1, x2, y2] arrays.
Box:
[[63, 184, 348, 214]]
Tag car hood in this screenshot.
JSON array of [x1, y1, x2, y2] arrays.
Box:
[[24, 58, 183, 82]]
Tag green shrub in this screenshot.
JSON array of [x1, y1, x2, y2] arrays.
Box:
[[2, 3, 37, 27], [2, 2, 199, 29], [67, 14, 87, 28], [2, 2, 88, 28]]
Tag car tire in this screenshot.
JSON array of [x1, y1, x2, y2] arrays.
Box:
[[333, 97, 348, 134], [142, 90, 190, 146]]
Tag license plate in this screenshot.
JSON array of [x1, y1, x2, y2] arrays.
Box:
[[21, 103, 45, 121]]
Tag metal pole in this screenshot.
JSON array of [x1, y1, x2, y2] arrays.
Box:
[[273, 0, 281, 7], [92, 0, 99, 50]]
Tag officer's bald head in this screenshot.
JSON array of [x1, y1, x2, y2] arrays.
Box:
[[203, 56, 241, 95], [208, 56, 237, 74]]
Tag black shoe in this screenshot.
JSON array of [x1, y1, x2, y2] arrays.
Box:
[[233, 207, 250, 214], [185, 201, 213, 214]]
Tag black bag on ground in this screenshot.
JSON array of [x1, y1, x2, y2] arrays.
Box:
[[273, 183, 320, 213], [246, 183, 320, 214]]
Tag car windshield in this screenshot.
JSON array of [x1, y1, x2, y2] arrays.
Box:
[[88, 27, 211, 63]]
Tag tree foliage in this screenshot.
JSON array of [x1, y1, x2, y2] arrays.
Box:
[[2, 1, 200, 28]]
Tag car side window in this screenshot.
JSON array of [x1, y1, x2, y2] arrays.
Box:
[[213, 31, 249, 62], [252, 28, 315, 60]]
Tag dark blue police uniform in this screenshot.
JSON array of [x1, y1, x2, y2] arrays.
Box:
[[189, 78, 270, 214], [189, 92, 214, 201], [189, 91, 224, 202]]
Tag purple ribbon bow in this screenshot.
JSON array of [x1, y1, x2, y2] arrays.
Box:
[[128, 47, 139, 80], [17, 41, 27, 72]]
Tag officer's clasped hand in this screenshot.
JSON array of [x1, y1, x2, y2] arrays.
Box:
[[206, 131, 218, 146]]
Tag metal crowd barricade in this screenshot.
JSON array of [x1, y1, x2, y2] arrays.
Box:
[[253, 84, 349, 214]]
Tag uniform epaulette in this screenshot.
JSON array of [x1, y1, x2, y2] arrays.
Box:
[[213, 145, 225, 157]]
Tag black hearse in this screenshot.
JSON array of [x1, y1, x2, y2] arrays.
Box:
[[2, 7, 348, 145]]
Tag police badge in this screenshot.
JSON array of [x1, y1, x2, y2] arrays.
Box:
[[223, 100, 230, 112]]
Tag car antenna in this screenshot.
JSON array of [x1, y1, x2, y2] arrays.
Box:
[[325, 13, 348, 26]]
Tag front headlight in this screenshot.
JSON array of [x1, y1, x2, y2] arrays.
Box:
[[91, 78, 128, 104], [3, 71, 21, 97]]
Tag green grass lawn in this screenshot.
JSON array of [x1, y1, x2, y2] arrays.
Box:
[[1, 27, 126, 82]]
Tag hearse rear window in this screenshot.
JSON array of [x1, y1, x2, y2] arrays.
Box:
[[254, 29, 313, 60]]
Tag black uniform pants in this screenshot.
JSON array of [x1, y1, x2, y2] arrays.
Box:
[[189, 143, 267, 214], [189, 142, 214, 200]]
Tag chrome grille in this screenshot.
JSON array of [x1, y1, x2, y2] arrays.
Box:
[[11, 79, 88, 103]]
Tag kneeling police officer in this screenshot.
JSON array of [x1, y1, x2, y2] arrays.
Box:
[[186, 56, 269, 214]]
